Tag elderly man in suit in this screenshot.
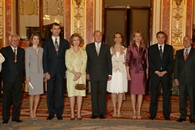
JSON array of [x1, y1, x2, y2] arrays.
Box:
[[1, 34, 25, 124], [149, 31, 174, 120], [86, 30, 112, 119], [43, 22, 69, 120], [174, 36, 195, 123]]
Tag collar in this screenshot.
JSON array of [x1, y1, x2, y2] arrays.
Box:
[[52, 36, 60, 42], [10, 46, 18, 51], [95, 42, 101, 47], [158, 43, 164, 48]]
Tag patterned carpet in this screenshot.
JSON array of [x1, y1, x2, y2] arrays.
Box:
[[0, 92, 195, 129]]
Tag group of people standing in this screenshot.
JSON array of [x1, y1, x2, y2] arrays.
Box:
[[1, 22, 195, 124]]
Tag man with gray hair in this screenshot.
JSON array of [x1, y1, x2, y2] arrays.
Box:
[[1, 34, 25, 124]]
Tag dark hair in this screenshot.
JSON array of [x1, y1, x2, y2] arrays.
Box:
[[29, 33, 41, 47], [69, 33, 83, 46], [51, 22, 61, 29], [113, 32, 124, 46], [131, 31, 145, 46], [156, 31, 166, 38]]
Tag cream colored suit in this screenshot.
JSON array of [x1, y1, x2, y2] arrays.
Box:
[[65, 47, 87, 97]]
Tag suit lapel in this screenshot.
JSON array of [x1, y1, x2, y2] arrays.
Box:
[[50, 38, 58, 56], [186, 48, 194, 61], [58, 38, 62, 55], [155, 44, 161, 60], [92, 43, 99, 56], [8, 46, 15, 60]]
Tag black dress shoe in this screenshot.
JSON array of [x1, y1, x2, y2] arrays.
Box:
[[57, 116, 63, 120], [149, 117, 155, 120], [12, 119, 22, 123], [190, 119, 195, 123], [90, 115, 98, 119], [2, 120, 8, 124], [177, 118, 186, 122], [99, 114, 105, 119], [47, 115, 54, 120]]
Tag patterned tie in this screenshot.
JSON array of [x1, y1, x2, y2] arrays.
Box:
[[14, 48, 17, 63], [159, 46, 163, 59], [184, 49, 188, 61], [96, 43, 100, 56], [55, 38, 58, 54]]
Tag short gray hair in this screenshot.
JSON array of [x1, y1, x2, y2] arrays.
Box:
[[9, 34, 20, 42]]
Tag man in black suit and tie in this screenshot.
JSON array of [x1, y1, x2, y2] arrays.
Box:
[[43, 23, 69, 120], [1, 34, 25, 124], [86, 30, 112, 119], [149, 31, 174, 120], [174, 36, 195, 123]]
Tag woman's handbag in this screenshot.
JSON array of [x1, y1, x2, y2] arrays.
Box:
[[75, 83, 86, 90], [75, 76, 86, 90]]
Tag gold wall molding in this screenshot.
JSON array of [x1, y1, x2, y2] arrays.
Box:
[[94, 0, 102, 31], [152, 0, 162, 45], [170, 0, 186, 47], [20, 0, 38, 15], [71, 0, 86, 45], [44, 0, 64, 16], [0, 0, 4, 48]]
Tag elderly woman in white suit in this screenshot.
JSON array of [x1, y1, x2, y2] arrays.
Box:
[[65, 33, 87, 120]]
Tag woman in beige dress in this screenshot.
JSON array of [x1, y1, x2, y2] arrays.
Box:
[[25, 33, 44, 120], [65, 33, 87, 120]]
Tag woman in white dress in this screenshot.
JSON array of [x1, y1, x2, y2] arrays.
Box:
[[107, 32, 128, 117], [25, 33, 44, 120]]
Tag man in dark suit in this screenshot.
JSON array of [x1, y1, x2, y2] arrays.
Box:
[[43, 23, 69, 120], [174, 36, 195, 123], [149, 31, 174, 120], [1, 34, 25, 124], [86, 30, 112, 119]]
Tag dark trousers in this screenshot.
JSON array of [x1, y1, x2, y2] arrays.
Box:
[[149, 74, 171, 119], [90, 80, 107, 116], [179, 83, 195, 119], [47, 74, 65, 117], [2, 77, 22, 121]]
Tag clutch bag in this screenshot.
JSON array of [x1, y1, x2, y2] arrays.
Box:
[[75, 84, 86, 90]]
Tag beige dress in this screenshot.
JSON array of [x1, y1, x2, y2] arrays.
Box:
[[65, 47, 87, 97]]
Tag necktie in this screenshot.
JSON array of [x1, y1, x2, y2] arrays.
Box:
[[159, 46, 163, 59], [14, 48, 17, 63], [96, 43, 100, 56], [184, 49, 188, 61], [55, 38, 58, 54]]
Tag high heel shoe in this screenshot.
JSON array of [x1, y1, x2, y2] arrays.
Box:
[[137, 111, 142, 119], [116, 115, 121, 118], [132, 111, 137, 119]]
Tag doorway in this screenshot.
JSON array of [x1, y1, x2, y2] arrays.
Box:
[[103, 6, 151, 47]]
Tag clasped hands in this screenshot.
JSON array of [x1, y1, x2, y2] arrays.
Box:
[[71, 69, 81, 81], [155, 71, 167, 77], [73, 72, 81, 81]]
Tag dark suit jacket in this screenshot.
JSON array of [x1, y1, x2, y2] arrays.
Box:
[[174, 48, 195, 85], [43, 38, 69, 77], [1, 46, 25, 82], [149, 44, 174, 76], [86, 43, 112, 81]]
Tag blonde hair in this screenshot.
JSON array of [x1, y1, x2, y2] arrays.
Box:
[[131, 31, 145, 46], [69, 33, 83, 46]]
